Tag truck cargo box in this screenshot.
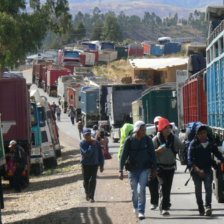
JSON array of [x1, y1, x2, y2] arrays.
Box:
[[0, 77, 31, 143], [142, 82, 178, 125], [183, 69, 207, 125]]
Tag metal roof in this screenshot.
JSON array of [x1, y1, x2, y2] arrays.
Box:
[[129, 58, 188, 70]]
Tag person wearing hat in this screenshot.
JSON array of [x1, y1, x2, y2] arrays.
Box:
[[152, 117, 184, 216], [188, 124, 224, 216], [8, 140, 26, 192], [119, 121, 157, 220], [80, 128, 104, 203], [148, 116, 161, 210]]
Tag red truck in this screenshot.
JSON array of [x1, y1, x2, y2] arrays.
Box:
[[183, 68, 207, 124], [32, 60, 53, 88], [67, 84, 82, 122], [46, 66, 71, 96], [0, 77, 31, 186]]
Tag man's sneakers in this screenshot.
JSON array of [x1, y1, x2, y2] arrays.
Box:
[[138, 213, 145, 220], [198, 205, 205, 216], [150, 204, 158, 210], [162, 210, 170, 216], [205, 207, 212, 216]]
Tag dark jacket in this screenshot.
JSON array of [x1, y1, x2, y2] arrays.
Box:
[[14, 145, 26, 168], [188, 137, 224, 170], [80, 140, 104, 167], [120, 134, 157, 171]]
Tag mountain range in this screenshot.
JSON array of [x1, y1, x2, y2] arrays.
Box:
[[68, 0, 223, 18]]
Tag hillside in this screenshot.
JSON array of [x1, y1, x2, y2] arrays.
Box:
[[68, 0, 223, 18]]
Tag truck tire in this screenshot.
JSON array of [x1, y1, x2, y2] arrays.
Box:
[[55, 149, 61, 157], [23, 174, 30, 187], [31, 164, 43, 175], [213, 168, 224, 203], [113, 138, 119, 143], [44, 157, 57, 169]]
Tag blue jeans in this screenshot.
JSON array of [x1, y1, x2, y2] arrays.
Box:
[[128, 169, 150, 214], [192, 169, 213, 208]]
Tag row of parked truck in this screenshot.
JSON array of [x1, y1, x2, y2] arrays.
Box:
[[0, 74, 61, 188]]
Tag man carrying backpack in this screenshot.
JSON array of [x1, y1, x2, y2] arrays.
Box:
[[8, 140, 26, 192], [188, 124, 224, 216], [119, 121, 157, 220], [152, 117, 184, 216]]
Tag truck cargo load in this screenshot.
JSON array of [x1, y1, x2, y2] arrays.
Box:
[[142, 82, 178, 125]]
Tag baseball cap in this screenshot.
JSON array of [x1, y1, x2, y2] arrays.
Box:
[[82, 128, 91, 135], [158, 118, 172, 132], [133, 121, 145, 132], [154, 116, 162, 124], [8, 140, 17, 148]]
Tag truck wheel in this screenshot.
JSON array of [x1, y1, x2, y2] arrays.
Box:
[[214, 168, 224, 203], [113, 138, 119, 143], [23, 174, 30, 188], [55, 149, 61, 157], [50, 157, 57, 168], [9, 178, 14, 188], [31, 164, 43, 175]]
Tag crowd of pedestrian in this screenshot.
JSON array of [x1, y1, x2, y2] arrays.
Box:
[[117, 117, 224, 220]]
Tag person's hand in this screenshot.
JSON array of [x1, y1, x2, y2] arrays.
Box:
[[100, 167, 104, 173], [198, 169, 206, 178], [156, 145, 166, 153], [119, 171, 123, 180], [91, 139, 97, 146], [151, 170, 157, 179]]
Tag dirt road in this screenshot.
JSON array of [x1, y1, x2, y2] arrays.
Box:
[[2, 131, 137, 224]]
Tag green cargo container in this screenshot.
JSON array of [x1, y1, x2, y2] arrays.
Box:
[[115, 46, 128, 60], [142, 83, 178, 125], [0, 114, 5, 167]]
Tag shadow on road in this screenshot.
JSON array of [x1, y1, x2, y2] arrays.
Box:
[[23, 174, 82, 192], [7, 206, 113, 224]]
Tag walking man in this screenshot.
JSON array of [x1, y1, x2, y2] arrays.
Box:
[[152, 117, 184, 216], [56, 106, 61, 121], [188, 124, 224, 216], [8, 140, 26, 192], [68, 106, 75, 125], [78, 120, 83, 140], [80, 128, 104, 202], [119, 121, 157, 220]]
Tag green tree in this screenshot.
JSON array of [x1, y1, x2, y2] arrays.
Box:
[[102, 14, 122, 42], [90, 19, 104, 40], [0, 0, 71, 75], [75, 21, 86, 41]]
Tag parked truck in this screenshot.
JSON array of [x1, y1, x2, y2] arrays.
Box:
[[182, 69, 207, 126], [30, 97, 43, 175], [57, 75, 82, 113], [30, 86, 58, 167], [142, 82, 178, 125], [46, 66, 71, 96], [81, 87, 100, 127], [105, 84, 147, 142], [0, 76, 31, 186], [205, 6, 224, 203], [67, 85, 83, 122]]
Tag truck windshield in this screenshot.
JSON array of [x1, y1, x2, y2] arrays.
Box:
[[64, 51, 79, 58]]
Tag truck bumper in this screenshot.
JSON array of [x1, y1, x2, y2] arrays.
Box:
[[30, 156, 43, 165], [42, 149, 55, 159], [54, 144, 61, 151]]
